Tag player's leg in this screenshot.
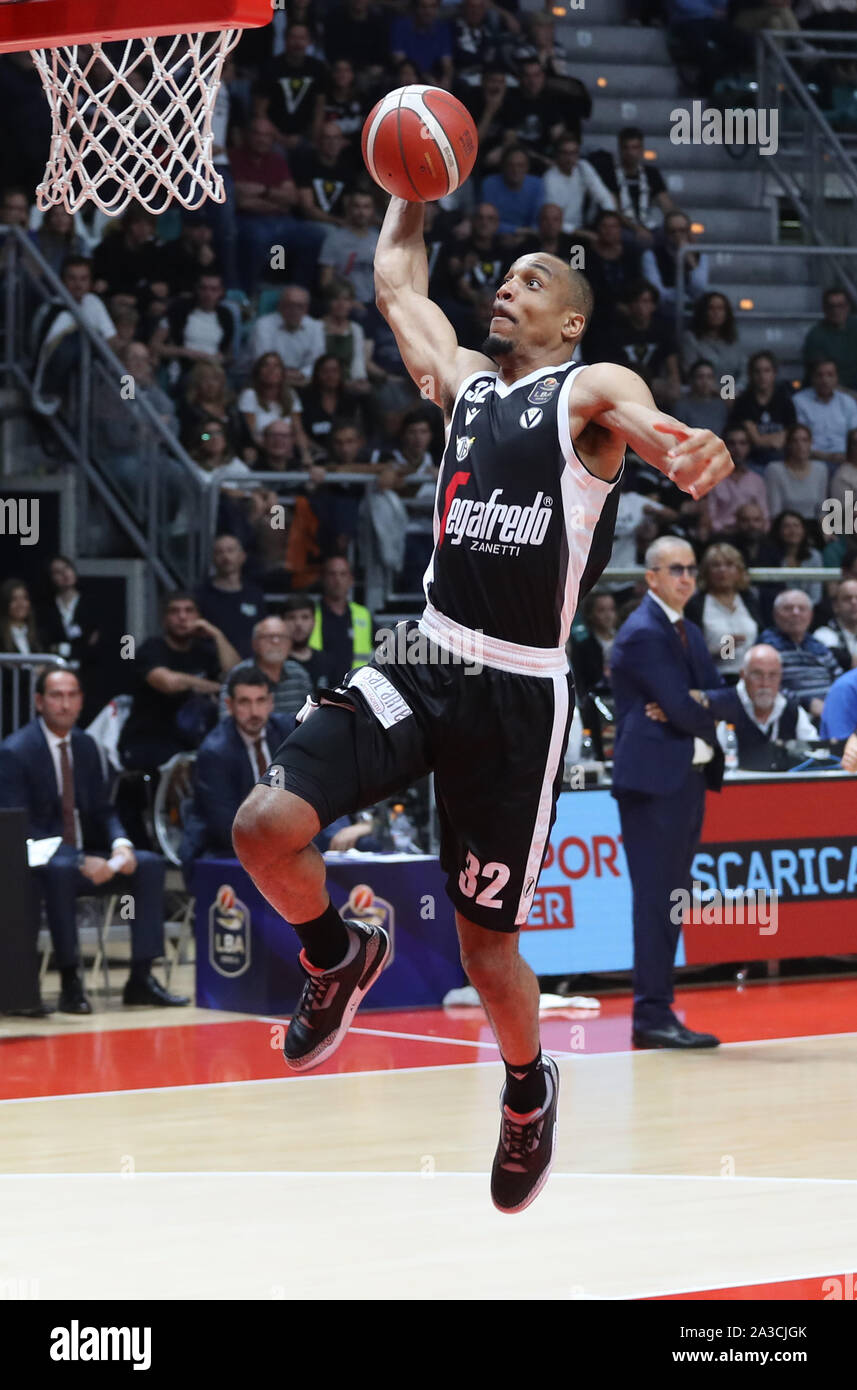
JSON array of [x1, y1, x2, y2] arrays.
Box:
[[455, 912, 559, 1215], [232, 706, 393, 1071], [455, 912, 540, 1070]]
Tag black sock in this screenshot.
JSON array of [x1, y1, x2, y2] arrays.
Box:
[[293, 901, 350, 971], [502, 1049, 547, 1114], [60, 965, 81, 988], [129, 959, 151, 984]]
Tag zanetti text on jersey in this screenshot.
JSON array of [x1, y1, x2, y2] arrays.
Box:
[[441, 486, 583, 553]]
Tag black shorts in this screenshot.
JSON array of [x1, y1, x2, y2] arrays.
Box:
[[259, 621, 574, 931]]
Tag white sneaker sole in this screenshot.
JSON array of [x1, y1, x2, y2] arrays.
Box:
[[283, 927, 391, 1074]]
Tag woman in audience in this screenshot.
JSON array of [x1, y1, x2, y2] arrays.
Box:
[[571, 590, 618, 696], [179, 361, 251, 459], [0, 578, 44, 735], [685, 543, 761, 683], [321, 280, 376, 391], [765, 423, 828, 521], [299, 353, 369, 447], [728, 350, 797, 468], [830, 426, 857, 509], [757, 508, 823, 617], [674, 359, 730, 435], [188, 419, 252, 486], [38, 555, 101, 667], [31, 205, 88, 276], [238, 352, 312, 461], [681, 292, 745, 387]]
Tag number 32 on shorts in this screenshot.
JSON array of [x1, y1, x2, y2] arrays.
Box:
[[458, 850, 510, 909]]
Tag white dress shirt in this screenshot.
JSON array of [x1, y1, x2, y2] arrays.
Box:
[[648, 593, 714, 764], [39, 718, 132, 853], [236, 725, 272, 779]]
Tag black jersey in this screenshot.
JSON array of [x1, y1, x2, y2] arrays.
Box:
[[421, 362, 623, 654]]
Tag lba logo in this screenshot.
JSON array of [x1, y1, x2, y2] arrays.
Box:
[[340, 883, 395, 967], [209, 883, 251, 977]]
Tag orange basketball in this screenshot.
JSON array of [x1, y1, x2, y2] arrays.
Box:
[[216, 884, 236, 911], [362, 85, 478, 203]]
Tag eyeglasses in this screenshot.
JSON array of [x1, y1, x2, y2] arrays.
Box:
[[653, 563, 698, 578]]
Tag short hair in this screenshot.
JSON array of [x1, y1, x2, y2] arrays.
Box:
[[161, 588, 198, 617], [581, 588, 616, 625], [566, 266, 594, 326], [60, 254, 91, 278], [618, 126, 645, 144], [773, 588, 811, 614], [785, 422, 812, 448], [330, 417, 362, 437], [823, 285, 851, 308], [625, 278, 660, 306], [748, 349, 778, 374], [226, 664, 272, 697], [645, 535, 694, 569], [809, 357, 838, 375], [35, 664, 79, 696], [688, 358, 716, 375], [280, 594, 316, 617], [593, 208, 621, 231], [195, 269, 223, 287]]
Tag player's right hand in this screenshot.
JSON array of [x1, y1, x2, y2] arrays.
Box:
[[653, 422, 733, 500]]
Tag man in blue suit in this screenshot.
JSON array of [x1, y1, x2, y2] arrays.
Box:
[[610, 536, 728, 1048], [181, 665, 295, 866], [0, 667, 188, 1015], [182, 666, 387, 866]]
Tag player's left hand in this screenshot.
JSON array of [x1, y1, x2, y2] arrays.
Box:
[[653, 422, 734, 500]]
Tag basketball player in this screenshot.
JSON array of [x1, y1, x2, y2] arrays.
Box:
[[233, 197, 732, 1214]]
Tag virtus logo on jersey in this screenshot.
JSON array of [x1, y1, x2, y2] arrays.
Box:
[[442, 486, 554, 555]]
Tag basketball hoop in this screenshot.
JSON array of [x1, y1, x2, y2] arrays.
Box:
[[32, 34, 242, 216], [0, 0, 272, 216]]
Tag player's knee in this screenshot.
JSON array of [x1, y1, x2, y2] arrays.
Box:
[[232, 787, 316, 868]]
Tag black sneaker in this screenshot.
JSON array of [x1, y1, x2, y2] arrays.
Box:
[[491, 1054, 560, 1214], [283, 920, 391, 1073]]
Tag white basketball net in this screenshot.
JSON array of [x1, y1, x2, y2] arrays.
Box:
[[31, 32, 241, 217]]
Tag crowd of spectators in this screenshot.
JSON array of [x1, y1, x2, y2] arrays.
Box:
[[4, 5, 857, 821]]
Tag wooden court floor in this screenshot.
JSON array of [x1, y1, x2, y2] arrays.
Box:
[[2, 970, 856, 1300]]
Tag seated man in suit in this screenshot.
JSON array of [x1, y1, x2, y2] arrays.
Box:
[[0, 666, 189, 1015], [182, 665, 294, 864], [182, 665, 388, 866], [610, 536, 726, 1050]]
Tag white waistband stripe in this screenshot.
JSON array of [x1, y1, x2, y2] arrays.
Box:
[[418, 603, 569, 676]]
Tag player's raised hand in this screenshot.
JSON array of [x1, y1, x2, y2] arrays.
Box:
[[653, 422, 733, 499]]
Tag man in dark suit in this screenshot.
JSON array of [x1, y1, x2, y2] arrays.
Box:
[[610, 537, 726, 1049], [181, 665, 295, 865], [0, 667, 189, 1015], [182, 665, 387, 865]]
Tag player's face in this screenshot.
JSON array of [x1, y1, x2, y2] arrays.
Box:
[[228, 684, 274, 737], [486, 257, 582, 359]]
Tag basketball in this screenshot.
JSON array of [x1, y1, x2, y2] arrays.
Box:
[[216, 885, 236, 911], [361, 85, 478, 203]]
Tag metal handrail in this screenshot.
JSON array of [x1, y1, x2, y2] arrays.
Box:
[[0, 652, 71, 734], [1, 226, 217, 609]]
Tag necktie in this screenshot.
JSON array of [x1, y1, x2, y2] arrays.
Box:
[[253, 738, 267, 779], [58, 739, 76, 845], [675, 618, 689, 651]]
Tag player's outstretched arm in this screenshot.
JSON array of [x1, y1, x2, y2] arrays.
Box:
[[374, 197, 493, 415], [575, 363, 733, 499]]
